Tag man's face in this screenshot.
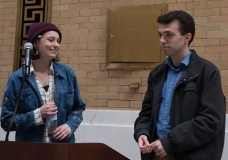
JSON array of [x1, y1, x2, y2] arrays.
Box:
[[158, 20, 188, 57]]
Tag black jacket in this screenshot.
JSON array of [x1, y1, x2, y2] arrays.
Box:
[[134, 50, 226, 160]]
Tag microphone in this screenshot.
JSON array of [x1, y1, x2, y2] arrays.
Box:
[[24, 42, 33, 76]]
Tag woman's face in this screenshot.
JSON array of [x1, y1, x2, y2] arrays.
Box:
[[34, 31, 60, 60]]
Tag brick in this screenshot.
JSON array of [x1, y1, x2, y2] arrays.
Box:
[[214, 62, 228, 70], [119, 78, 141, 85], [52, 11, 60, 18], [109, 71, 130, 78], [90, 15, 107, 22], [88, 71, 108, 78], [69, 57, 89, 64], [196, 23, 219, 31], [207, 31, 228, 38], [88, 42, 106, 49], [79, 36, 100, 43], [60, 10, 79, 17], [80, 23, 99, 29], [79, 64, 100, 71], [194, 8, 219, 17], [90, 29, 106, 35], [0, 46, 10, 52], [97, 78, 119, 85], [186, 2, 206, 9], [100, 8, 107, 16], [80, 92, 97, 99], [0, 8, 13, 14], [111, 0, 133, 7], [4, 14, 16, 20], [220, 23, 228, 31], [131, 71, 150, 78], [193, 39, 219, 46], [220, 38, 228, 46], [98, 49, 106, 56], [3, 39, 14, 45], [169, 3, 186, 11], [69, 29, 89, 36], [79, 50, 99, 57], [189, 47, 205, 54], [207, 1, 228, 8], [90, 2, 110, 9], [1, 52, 14, 59], [3, 27, 15, 33], [59, 0, 79, 4], [194, 17, 208, 24], [60, 24, 79, 31], [177, 0, 192, 2], [99, 35, 106, 42], [51, 18, 69, 24], [194, 31, 207, 39], [0, 72, 9, 78], [200, 54, 221, 62], [89, 57, 105, 63], [80, 0, 100, 2], [70, 3, 89, 10], [109, 86, 130, 93], [86, 99, 107, 107], [100, 22, 107, 29], [0, 21, 12, 26], [87, 85, 108, 92], [130, 100, 142, 108], [221, 8, 228, 15], [1, 65, 13, 71], [108, 100, 129, 107], [98, 93, 118, 99], [131, 86, 147, 94], [62, 37, 79, 44], [77, 78, 97, 85], [155, 0, 176, 4], [68, 43, 88, 50], [208, 16, 228, 23], [119, 93, 141, 100], [221, 70, 228, 78], [206, 46, 228, 54], [59, 57, 69, 64], [52, 4, 69, 11], [133, 0, 156, 5], [75, 71, 88, 78], [80, 9, 100, 16], [4, 2, 17, 8], [70, 17, 90, 23], [221, 54, 228, 62]]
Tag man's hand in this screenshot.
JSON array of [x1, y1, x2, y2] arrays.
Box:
[[150, 140, 167, 157], [138, 135, 153, 154]]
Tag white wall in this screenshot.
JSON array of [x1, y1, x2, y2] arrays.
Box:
[[0, 109, 227, 160]]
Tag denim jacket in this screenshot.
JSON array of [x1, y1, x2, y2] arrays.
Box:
[[1, 62, 86, 143]]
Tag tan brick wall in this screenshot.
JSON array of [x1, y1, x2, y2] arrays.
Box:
[[0, 0, 228, 113]]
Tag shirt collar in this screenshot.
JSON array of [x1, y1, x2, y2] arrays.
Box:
[[30, 61, 54, 75], [165, 51, 192, 69]]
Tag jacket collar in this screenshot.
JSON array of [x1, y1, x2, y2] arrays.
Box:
[[18, 62, 65, 78]]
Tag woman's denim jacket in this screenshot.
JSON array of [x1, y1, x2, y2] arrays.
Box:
[[1, 62, 85, 143]]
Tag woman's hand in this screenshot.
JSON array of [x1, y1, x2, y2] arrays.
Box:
[[40, 101, 58, 118], [53, 124, 71, 140]]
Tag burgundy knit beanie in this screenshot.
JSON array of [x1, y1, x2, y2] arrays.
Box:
[[27, 22, 62, 43]]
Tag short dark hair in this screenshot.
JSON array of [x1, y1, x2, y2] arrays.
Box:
[[157, 10, 195, 45]]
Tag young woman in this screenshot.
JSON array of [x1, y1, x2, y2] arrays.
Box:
[[1, 22, 85, 143]]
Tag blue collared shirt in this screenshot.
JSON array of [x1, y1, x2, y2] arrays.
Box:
[[156, 52, 192, 138]]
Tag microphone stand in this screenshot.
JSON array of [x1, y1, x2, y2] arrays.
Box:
[[5, 60, 27, 141]]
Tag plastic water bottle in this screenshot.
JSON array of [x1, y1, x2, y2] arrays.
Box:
[[47, 114, 57, 142]]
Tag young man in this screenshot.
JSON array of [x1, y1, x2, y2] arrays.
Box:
[[134, 10, 226, 160]]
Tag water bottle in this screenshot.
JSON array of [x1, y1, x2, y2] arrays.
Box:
[[47, 114, 57, 142]]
